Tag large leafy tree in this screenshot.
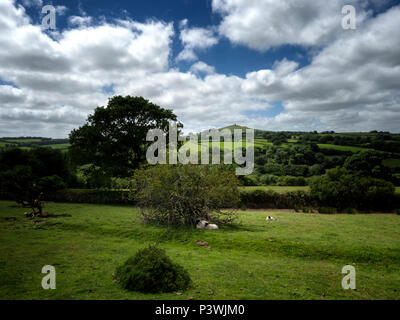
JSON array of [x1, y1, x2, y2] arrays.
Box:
[[69, 96, 180, 176]]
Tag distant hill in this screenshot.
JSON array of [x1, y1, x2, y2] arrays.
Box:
[[0, 137, 70, 152], [219, 124, 250, 132]]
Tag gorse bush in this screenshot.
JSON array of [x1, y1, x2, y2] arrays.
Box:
[[131, 164, 240, 227], [115, 245, 191, 293]]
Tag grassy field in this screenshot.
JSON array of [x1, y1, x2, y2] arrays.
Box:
[[43, 144, 70, 150], [187, 139, 382, 153], [0, 200, 399, 300], [317, 144, 371, 153], [0, 138, 69, 151], [241, 186, 400, 194], [240, 186, 310, 193]]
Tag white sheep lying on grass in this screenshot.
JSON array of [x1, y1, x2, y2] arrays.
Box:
[[196, 219, 219, 230], [266, 216, 276, 221]]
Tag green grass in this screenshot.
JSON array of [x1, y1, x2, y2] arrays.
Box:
[[43, 143, 70, 150], [241, 186, 400, 195], [0, 201, 399, 300], [184, 138, 272, 151], [240, 186, 310, 193], [317, 144, 372, 153]]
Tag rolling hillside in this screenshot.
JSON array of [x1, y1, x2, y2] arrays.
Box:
[[0, 137, 70, 152]]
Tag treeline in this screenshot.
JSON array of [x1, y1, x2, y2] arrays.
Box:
[[297, 131, 400, 153], [244, 141, 400, 186], [0, 148, 77, 206]]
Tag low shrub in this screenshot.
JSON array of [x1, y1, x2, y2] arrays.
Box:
[[110, 177, 135, 189], [343, 208, 358, 214], [301, 207, 312, 213], [76, 164, 111, 189], [259, 174, 278, 186], [114, 245, 191, 293], [239, 189, 314, 209], [37, 175, 67, 192], [276, 176, 307, 186], [131, 164, 240, 227], [318, 207, 337, 214]]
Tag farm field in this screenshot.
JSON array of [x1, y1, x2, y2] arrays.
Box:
[[241, 186, 400, 194], [317, 144, 372, 153], [0, 138, 70, 151], [240, 186, 310, 193], [186, 139, 386, 153], [42, 144, 70, 150], [1, 136, 394, 155], [0, 200, 399, 300]]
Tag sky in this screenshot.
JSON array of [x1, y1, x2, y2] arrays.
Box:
[[0, 0, 400, 138]]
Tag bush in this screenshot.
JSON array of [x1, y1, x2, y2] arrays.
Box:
[[343, 208, 358, 214], [239, 189, 314, 209], [114, 245, 191, 293], [76, 164, 111, 189], [276, 176, 307, 186], [301, 207, 312, 213], [238, 174, 260, 186], [131, 164, 240, 227], [318, 207, 337, 214], [37, 175, 67, 192], [259, 174, 278, 185], [310, 167, 395, 210], [110, 177, 135, 189]]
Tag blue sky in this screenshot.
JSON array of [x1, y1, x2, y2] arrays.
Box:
[[1, 0, 400, 137], [20, 0, 314, 77]]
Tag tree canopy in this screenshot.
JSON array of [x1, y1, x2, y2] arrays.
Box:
[[69, 96, 180, 176]]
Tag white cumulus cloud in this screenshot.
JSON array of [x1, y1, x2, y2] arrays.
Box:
[[176, 19, 219, 62]]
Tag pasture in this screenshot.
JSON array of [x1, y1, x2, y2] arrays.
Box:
[[0, 201, 399, 300], [241, 185, 400, 194], [240, 186, 310, 193], [317, 144, 372, 153], [0, 138, 70, 151]]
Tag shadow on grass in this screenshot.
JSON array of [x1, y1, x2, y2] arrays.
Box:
[[47, 213, 72, 218]]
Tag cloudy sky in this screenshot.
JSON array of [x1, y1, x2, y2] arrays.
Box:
[[0, 0, 399, 137]]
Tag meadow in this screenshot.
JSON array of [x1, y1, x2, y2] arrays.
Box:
[[189, 139, 374, 153], [0, 138, 70, 151], [240, 186, 400, 194], [240, 186, 310, 193], [0, 200, 399, 300], [317, 144, 372, 153]]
